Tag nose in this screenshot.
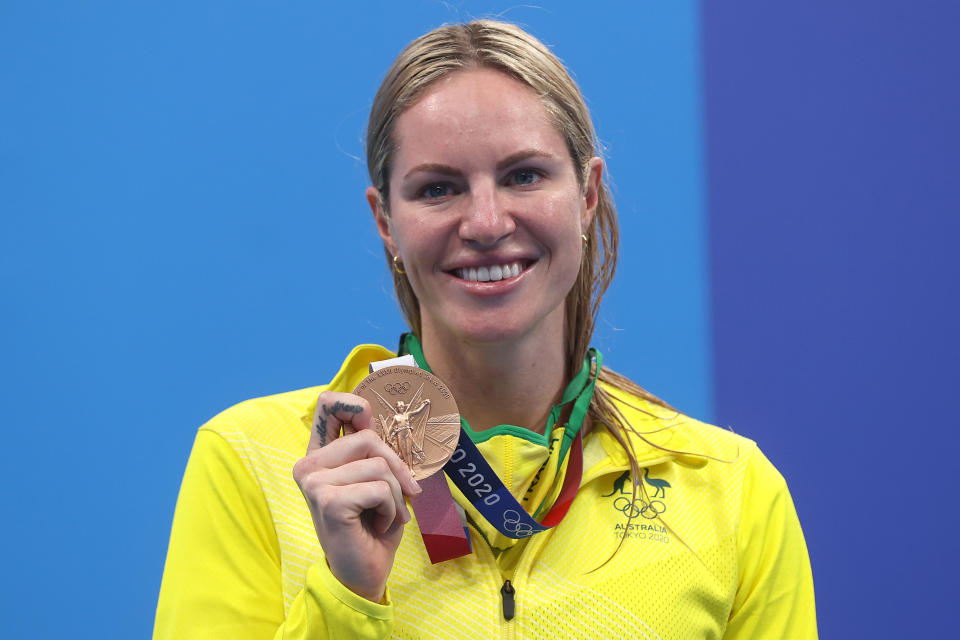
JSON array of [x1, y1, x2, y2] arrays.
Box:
[[458, 180, 516, 248]]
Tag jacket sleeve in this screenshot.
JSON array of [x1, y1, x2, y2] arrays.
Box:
[[153, 429, 394, 639], [724, 447, 818, 639]]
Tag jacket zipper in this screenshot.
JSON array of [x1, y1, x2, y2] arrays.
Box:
[[500, 580, 516, 620], [489, 460, 670, 636], [465, 522, 515, 638]]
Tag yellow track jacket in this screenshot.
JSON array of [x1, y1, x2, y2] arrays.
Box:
[[155, 344, 817, 639]]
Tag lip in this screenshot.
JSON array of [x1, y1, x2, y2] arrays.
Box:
[[443, 259, 536, 296], [443, 254, 534, 271]]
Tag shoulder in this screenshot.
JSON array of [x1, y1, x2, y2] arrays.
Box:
[[595, 381, 791, 531], [598, 380, 757, 468], [200, 385, 323, 449], [599, 381, 799, 533]]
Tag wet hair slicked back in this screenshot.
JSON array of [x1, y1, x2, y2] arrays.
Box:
[[366, 20, 616, 380], [366, 21, 721, 566]]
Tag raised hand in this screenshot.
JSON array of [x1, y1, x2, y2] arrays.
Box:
[[293, 391, 422, 602]]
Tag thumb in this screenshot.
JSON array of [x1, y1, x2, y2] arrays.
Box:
[[308, 392, 374, 452]]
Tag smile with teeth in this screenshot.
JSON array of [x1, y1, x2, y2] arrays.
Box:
[[454, 261, 526, 282]]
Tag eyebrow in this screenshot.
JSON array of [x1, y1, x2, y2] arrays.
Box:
[[401, 149, 555, 181]]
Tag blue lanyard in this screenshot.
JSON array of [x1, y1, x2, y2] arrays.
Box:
[[399, 333, 600, 539]]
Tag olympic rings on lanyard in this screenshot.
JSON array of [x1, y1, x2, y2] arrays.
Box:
[[502, 510, 535, 537]]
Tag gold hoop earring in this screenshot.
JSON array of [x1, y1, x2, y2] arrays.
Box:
[[393, 255, 406, 275], [581, 234, 589, 248]]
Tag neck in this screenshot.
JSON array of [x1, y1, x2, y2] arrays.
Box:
[[418, 325, 568, 435]]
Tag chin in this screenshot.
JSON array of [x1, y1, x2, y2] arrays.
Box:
[[457, 325, 528, 346], [426, 307, 561, 348]]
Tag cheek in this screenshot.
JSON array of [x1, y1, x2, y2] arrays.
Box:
[[538, 195, 586, 250], [390, 214, 451, 291], [390, 210, 438, 253]]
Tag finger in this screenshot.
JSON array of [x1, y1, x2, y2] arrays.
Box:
[[315, 457, 410, 523], [312, 429, 422, 497], [333, 480, 400, 534], [309, 391, 372, 451]]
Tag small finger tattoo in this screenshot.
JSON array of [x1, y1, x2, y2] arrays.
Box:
[[322, 401, 364, 417], [316, 415, 328, 447], [316, 401, 363, 446]]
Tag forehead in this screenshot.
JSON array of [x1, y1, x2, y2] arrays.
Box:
[[392, 68, 564, 166]]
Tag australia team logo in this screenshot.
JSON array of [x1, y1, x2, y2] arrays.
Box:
[[603, 469, 672, 519]]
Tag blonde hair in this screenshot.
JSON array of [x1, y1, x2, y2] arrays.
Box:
[[365, 20, 685, 498]]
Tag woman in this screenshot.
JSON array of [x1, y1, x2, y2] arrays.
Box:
[[155, 20, 816, 639]]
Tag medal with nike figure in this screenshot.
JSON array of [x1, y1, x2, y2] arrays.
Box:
[[353, 366, 460, 479]]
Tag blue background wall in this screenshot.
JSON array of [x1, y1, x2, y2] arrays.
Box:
[[1, 1, 955, 637], [1, 2, 709, 637]]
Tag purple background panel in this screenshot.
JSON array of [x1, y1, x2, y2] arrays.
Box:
[[703, 1, 960, 636]]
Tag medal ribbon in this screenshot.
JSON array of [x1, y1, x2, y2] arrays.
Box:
[[444, 425, 583, 538], [401, 333, 600, 541]]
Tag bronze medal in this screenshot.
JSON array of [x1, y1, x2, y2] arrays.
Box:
[[353, 365, 460, 480]]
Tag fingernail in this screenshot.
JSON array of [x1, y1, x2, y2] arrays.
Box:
[[412, 479, 422, 495]]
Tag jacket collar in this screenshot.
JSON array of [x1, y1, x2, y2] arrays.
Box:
[[321, 343, 706, 472]]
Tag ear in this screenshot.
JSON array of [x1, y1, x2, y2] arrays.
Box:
[[581, 157, 603, 230], [367, 186, 399, 257]]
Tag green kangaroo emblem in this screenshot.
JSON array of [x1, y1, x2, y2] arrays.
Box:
[[602, 470, 631, 497]]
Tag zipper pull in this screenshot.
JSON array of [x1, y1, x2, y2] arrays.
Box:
[[501, 580, 516, 620]]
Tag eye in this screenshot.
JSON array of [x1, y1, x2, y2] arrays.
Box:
[[420, 182, 455, 199], [507, 168, 544, 187]]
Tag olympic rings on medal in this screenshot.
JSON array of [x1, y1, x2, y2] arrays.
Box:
[[613, 497, 666, 519], [384, 381, 411, 395], [502, 510, 535, 537]]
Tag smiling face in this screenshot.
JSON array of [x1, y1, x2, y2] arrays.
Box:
[[369, 68, 602, 349]]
